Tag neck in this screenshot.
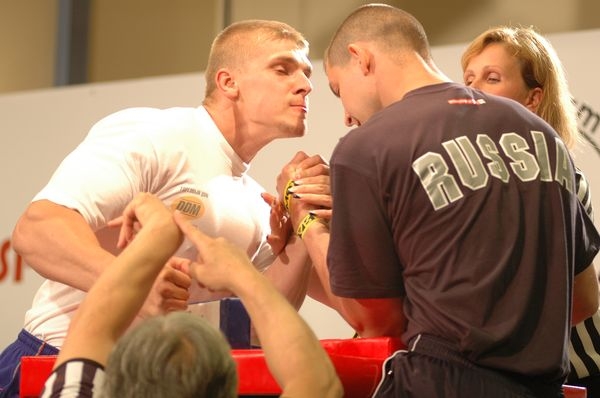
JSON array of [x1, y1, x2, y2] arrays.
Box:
[[379, 53, 452, 107], [203, 101, 269, 163]]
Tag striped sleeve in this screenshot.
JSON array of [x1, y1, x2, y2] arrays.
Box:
[[569, 312, 600, 380], [40, 359, 105, 398], [568, 167, 600, 381]]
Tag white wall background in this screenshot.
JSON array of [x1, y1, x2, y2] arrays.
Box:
[[1, 30, 600, 348]]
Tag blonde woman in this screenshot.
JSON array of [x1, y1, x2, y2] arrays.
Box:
[[462, 26, 599, 395]]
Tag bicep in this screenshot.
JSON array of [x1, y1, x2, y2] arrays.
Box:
[[12, 200, 99, 256], [572, 263, 600, 325], [12, 200, 114, 290]]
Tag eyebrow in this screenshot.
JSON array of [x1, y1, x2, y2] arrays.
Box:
[[270, 54, 313, 77]]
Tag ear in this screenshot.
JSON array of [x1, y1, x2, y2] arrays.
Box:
[[215, 68, 239, 99], [525, 87, 543, 113], [347, 43, 372, 75]]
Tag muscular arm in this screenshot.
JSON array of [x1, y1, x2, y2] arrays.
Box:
[[55, 194, 183, 368], [301, 223, 406, 337], [260, 191, 312, 310], [12, 199, 191, 316], [236, 261, 342, 397], [259, 151, 333, 310], [262, 236, 312, 310], [262, 151, 334, 310], [572, 263, 600, 325], [175, 214, 343, 398], [11, 200, 114, 292], [275, 152, 405, 337]]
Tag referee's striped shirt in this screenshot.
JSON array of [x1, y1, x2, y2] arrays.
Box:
[[569, 168, 600, 381], [40, 358, 104, 398]]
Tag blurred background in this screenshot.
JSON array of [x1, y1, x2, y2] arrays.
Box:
[[1, 0, 599, 94]]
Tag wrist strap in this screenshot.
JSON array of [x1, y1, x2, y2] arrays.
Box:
[[296, 213, 325, 239], [283, 179, 295, 212]]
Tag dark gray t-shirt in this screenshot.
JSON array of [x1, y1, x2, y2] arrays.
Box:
[[327, 82, 600, 380]]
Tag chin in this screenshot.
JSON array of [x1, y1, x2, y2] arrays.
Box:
[[280, 121, 307, 138], [293, 126, 307, 137]]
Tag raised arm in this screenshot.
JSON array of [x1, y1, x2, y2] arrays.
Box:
[[54, 193, 184, 368], [276, 152, 406, 338], [260, 151, 333, 310], [174, 212, 343, 398]]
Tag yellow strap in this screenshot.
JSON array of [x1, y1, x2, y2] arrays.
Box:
[[283, 179, 295, 212], [296, 213, 324, 239]]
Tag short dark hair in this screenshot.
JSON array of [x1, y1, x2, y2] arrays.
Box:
[[325, 3, 431, 67]]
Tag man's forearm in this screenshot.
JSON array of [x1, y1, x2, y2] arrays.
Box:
[[302, 225, 406, 338], [234, 267, 342, 397], [262, 235, 312, 310], [55, 217, 182, 368]]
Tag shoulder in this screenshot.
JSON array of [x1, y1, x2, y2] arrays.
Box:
[[331, 127, 370, 164], [84, 106, 206, 152], [88, 106, 199, 136], [91, 107, 162, 129]]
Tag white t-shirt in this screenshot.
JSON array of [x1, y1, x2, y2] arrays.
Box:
[[24, 106, 275, 347]]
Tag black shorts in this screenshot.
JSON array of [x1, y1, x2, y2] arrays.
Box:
[[372, 334, 563, 398]]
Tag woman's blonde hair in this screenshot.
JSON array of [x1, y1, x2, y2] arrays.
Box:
[[462, 26, 579, 149]]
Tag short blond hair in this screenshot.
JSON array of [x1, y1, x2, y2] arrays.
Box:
[[204, 20, 308, 99], [461, 26, 579, 149]]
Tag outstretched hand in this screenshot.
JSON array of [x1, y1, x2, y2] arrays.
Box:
[[261, 192, 292, 255], [107, 193, 176, 249], [173, 211, 256, 293], [108, 193, 189, 317]]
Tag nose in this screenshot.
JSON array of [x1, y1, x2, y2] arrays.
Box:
[[295, 73, 313, 96], [469, 77, 482, 89]]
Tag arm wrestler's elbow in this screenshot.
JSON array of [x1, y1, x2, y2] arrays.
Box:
[[572, 264, 600, 325]]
